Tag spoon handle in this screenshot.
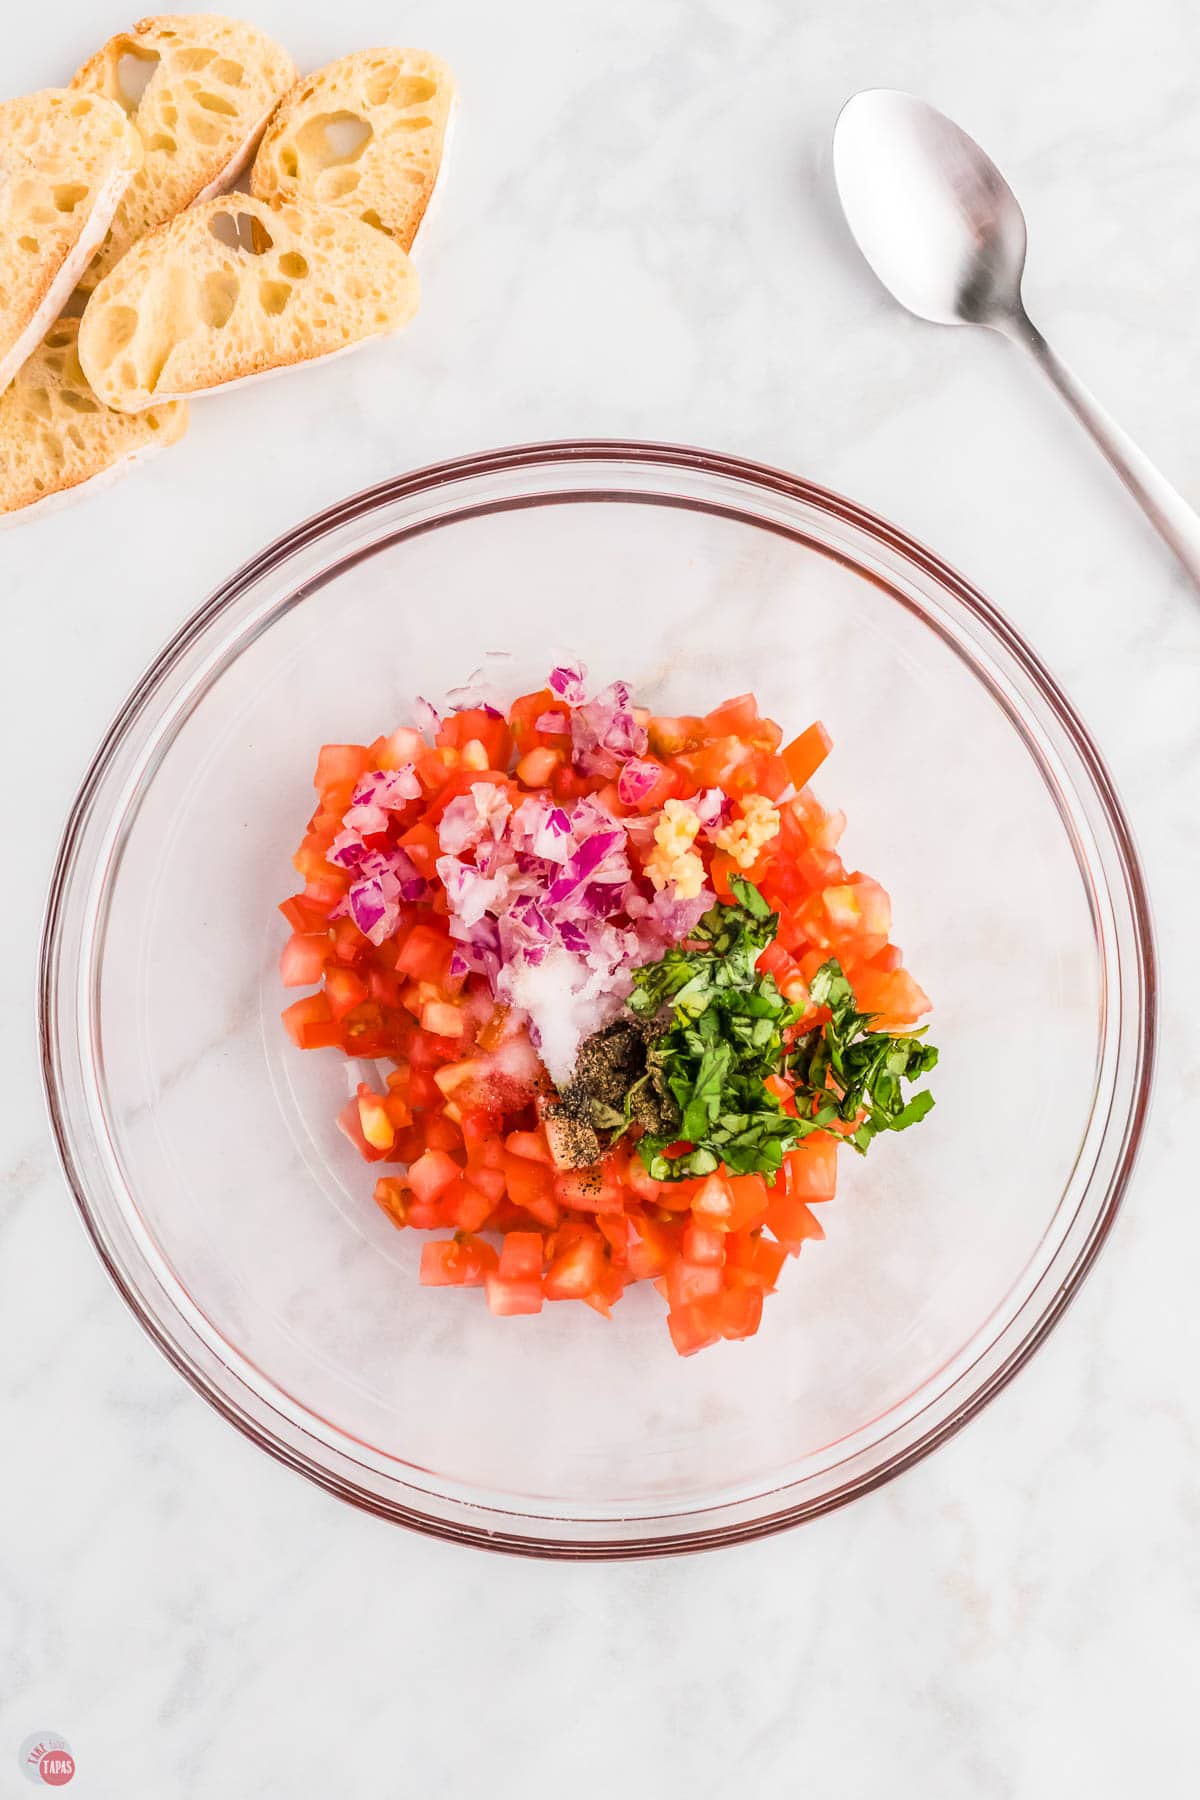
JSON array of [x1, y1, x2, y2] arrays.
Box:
[[1005, 309, 1200, 588]]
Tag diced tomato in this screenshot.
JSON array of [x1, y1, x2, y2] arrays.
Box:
[[336, 1094, 391, 1163], [278, 936, 329, 993], [397, 923, 452, 982], [782, 721, 833, 792], [764, 1189, 826, 1251], [407, 1149, 461, 1204], [422, 1111, 463, 1155], [314, 743, 373, 791], [279, 893, 331, 934], [667, 1301, 722, 1356], [420, 1234, 498, 1286], [325, 966, 369, 1021], [703, 693, 760, 736], [498, 1230, 544, 1280], [544, 1230, 606, 1301], [665, 1255, 724, 1311], [626, 1213, 679, 1281], [485, 1272, 544, 1316], [437, 706, 513, 769], [516, 746, 562, 788], [281, 992, 332, 1048], [507, 688, 558, 754], [682, 1222, 725, 1266], [421, 1000, 463, 1037], [714, 1284, 763, 1340], [438, 1176, 491, 1231], [555, 1164, 625, 1215], [647, 715, 705, 756], [725, 1231, 788, 1290], [505, 1127, 552, 1165], [373, 1176, 409, 1228], [784, 1134, 839, 1201], [356, 1084, 395, 1152]]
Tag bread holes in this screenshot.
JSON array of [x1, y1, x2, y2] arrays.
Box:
[[319, 168, 361, 200], [25, 389, 53, 423], [277, 251, 308, 278], [390, 116, 434, 135], [390, 76, 438, 108], [146, 132, 176, 154], [17, 235, 39, 254], [87, 304, 138, 368], [212, 58, 245, 87], [258, 279, 292, 316], [199, 269, 239, 328], [359, 209, 386, 232], [53, 184, 90, 214], [195, 91, 239, 116], [114, 44, 160, 112], [208, 211, 273, 255], [188, 114, 223, 148], [65, 424, 86, 451], [60, 389, 100, 414], [280, 146, 299, 178], [174, 46, 216, 74], [294, 111, 373, 175]]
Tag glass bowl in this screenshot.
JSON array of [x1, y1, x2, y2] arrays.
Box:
[[39, 442, 1156, 1557]]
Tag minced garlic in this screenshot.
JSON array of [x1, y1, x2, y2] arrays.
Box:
[[714, 792, 780, 869], [645, 798, 706, 899]]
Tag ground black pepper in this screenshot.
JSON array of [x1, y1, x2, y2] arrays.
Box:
[[543, 1016, 678, 1168]]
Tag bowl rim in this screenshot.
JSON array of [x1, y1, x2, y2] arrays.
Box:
[[38, 437, 1158, 1558]]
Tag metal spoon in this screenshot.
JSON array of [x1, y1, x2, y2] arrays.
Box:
[[832, 88, 1200, 586]]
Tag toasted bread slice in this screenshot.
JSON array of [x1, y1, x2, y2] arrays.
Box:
[[78, 193, 420, 410], [251, 49, 455, 252], [0, 90, 141, 395], [0, 316, 186, 523], [71, 13, 297, 290]]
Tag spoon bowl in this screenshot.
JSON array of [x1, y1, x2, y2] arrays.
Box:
[[833, 89, 1028, 328]]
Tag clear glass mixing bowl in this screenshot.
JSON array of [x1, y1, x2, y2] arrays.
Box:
[[39, 442, 1156, 1556]]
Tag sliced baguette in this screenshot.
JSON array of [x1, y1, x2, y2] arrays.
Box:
[[71, 13, 297, 290], [0, 90, 141, 394], [0, 316, 186, 523], [251, 49, 455, 252], [78, 193, 419, 410]]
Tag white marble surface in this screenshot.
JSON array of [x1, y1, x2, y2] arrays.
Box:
[[4, 0, 1200, 1793]]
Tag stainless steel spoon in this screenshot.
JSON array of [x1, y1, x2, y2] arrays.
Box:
[[832, 88, 1200, 586]]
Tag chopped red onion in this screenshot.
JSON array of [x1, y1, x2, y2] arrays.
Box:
[[412, 696, 441, 737], [351, 766, 419, 810], [693, 786, 733, 829], [534, 710, 571, 735], [617, 758, 659, 805], [548, 662, 587, 705]]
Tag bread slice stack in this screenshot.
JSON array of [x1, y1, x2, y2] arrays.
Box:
[[1, 21, 455, 522], [252, 49, 456, 252]]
